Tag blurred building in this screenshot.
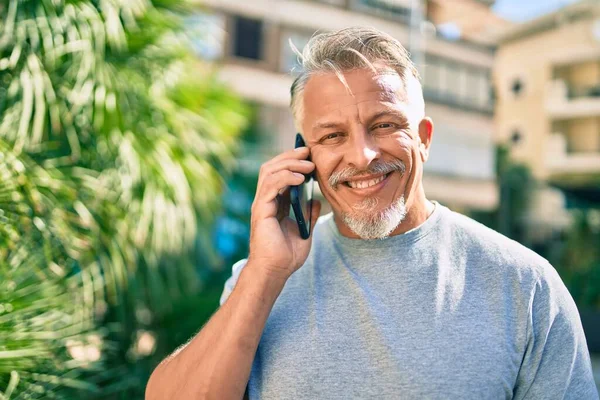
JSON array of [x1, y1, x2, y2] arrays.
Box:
[[427, 0, 512, 46], [191, 0, 505, 212], [494, 0, 600, 237]]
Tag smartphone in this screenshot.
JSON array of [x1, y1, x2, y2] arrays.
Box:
[[290, 133, 314, 239]]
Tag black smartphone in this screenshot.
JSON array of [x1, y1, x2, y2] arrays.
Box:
[[290, 133, 314, 239]]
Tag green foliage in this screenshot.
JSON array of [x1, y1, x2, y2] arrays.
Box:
[[0, 0, 248, 397], [551, 210, 600, 309], [470, 145, 534, 243], [0, 140, 102, 398], [495, 145, 534, 242]]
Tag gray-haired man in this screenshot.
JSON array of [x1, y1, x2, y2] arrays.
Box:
[[146, 27, 598, 400]]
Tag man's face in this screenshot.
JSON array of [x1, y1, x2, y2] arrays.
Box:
[[301, 67, 432, 239]]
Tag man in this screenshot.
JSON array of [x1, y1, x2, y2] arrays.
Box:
[[146, 27, 598, 399]]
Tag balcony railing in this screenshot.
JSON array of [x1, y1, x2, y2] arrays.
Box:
[[546, 133, 600, 177], [423, 88, 494, 114], [350, 0, 412, 22], [546, 80, 600, 119], [305, 0, 348, 8], [307, 0, 413, 16], [567, 84, 600, 99]]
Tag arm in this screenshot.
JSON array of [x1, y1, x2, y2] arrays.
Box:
[[145, 261, 285, 400], [513, 263, 599, 400], [145, 146, 320, 400]]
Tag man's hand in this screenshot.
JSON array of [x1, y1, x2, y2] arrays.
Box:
[[247, 146, 321, 282], [146, 149, 318, 399]]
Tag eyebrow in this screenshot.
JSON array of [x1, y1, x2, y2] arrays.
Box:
[[368, 109, 409, 124], [312, 109, 408, 132], [313, 121, 345, 131]]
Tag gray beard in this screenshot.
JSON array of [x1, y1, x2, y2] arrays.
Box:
[[341, 195, 407, 240]]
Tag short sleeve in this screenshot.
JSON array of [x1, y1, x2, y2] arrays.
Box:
[[513, 263, 599, 399], [219, 259, 248, 306]]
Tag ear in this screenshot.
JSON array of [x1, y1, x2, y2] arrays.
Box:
[[418, 117, 434, 162]]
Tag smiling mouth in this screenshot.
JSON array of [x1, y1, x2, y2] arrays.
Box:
[[344, 173, 391, 189]]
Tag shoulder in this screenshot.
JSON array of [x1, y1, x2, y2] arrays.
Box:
[[439, 205, 550, 281], [440, 206, 580, 321], [440, 207, 580, 328]]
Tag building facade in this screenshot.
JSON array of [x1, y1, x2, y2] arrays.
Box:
[[192, 0, 500, 212], [494, 0, 600, 232]]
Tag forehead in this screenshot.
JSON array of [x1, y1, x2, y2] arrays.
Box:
[[304, 68, 407, 113], [302, 68, 411, 132]]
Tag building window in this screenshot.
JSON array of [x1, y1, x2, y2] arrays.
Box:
[[446, 64, 461, 100], [481, 73, 493, 108], [233, 16, 263, 60], [280, 30, 313, 74], [510, 129, 522, 145], [424, 60, 441, 92], [511, 78, 524, 97], [469, 70, 492, 109], [464, 70, 481, 104], [423, 53, 493, 112]]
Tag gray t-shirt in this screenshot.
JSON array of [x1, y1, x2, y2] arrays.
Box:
[[220, 203, 598, 399]]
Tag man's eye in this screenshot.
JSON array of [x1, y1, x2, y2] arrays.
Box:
[[374, 123, 397, 130], [322, 133, 340, 141]]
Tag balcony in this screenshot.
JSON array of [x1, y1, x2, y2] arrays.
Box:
[[546, 80, 600, 120], [545, 132, 600, 188], [423, 87, 494, 114]]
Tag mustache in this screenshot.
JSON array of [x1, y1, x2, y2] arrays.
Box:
[[328, 159, 406, 189]]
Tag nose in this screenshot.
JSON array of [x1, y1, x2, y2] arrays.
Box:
[[345, 130, 381, 170]]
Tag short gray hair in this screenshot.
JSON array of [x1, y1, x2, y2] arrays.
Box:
[[289, 26, 421, 132]]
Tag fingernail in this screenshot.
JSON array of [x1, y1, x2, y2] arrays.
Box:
[[294, 146, 307, 152], [293, 172, 304, 178]]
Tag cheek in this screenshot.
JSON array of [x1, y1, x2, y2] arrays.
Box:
[[381, 135, 414, 161], [311, 149, 340, 184]]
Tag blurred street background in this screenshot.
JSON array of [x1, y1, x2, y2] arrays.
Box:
[[0, 0, 599, 398]]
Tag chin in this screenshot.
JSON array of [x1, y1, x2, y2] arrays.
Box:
[[341, 195, 407, 240]]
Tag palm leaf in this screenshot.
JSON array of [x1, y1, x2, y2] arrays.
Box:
[[0, 141, 103, 398], [0, 0, 249, 397]]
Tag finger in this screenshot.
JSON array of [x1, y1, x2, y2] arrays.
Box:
[[257, 150, 312, 188], [252, 170, 305, 219], [268, 146, 310, 164], [265, 159, 315, 176], [259, 170, 305, 202]]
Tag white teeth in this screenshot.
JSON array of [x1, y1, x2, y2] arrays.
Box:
[[347, 174, 386, 189]]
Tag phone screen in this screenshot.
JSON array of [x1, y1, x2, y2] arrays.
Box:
[[290, 133, 314, 239]]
